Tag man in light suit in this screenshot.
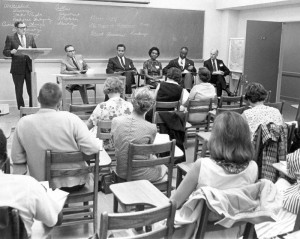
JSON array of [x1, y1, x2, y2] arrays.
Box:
[[204, 49, 233, 97], [60, 44, 90, 104], [106, 44, 137, 94], [3, 21, 37, 109], [162, 47, 196, 91]]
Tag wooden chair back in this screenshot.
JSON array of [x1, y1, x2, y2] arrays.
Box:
[[99, 200, 176, 239], [152, 101, 180, 122], [69, 104, 97, 120], [186, 99, 212, 130], [0, 207, 28, 239], [265, 101, 284, 114], [195, 199, 255, 239], [216, 106, 245, 115], [219, 95, 243, 108], [19, 107, 40, 118], [127, 139, 176, 197], [45, 150, 99, 233], [96, 120, 112, 140], [96, 120, 115, 164]]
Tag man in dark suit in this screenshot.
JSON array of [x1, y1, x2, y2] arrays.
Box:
[[3, 21, 37, 109], [162, 47, 196, 91], [204, 49, 233, 97], [106, 44, 137, 94]]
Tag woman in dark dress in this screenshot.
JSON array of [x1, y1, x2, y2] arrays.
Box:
[[145, 67, 189, 122], [143, 47, 163, 88]]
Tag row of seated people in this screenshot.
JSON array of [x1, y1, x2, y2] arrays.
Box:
[[2, 108, 298, 238], [61, 43, 233, 104], [2, 77, 298, 237]]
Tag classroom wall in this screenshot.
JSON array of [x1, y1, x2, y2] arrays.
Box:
[[2, 0, 300, 106], [234, 4, 300, 101], [1, 0, 227, 106]]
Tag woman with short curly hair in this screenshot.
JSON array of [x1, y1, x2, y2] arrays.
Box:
[[86, 77, 133, 149], [111, 87, 167, 182], [242, 82, 284, 138], [143, 46, 163, 88]]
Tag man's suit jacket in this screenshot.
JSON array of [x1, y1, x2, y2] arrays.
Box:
[[106, 56, 136, 74], [162, 57, 196, 75], [3, 33, 37, 74], [203, 58, 230, 77], [60, 54, 88, 74]]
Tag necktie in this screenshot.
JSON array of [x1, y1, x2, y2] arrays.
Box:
[[20, 35, 26, 48], [212, 60, 217, 71], [72, 57, 80, 70], [180, 60, 184, 70]]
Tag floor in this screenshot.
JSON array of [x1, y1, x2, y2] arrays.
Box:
[[0, 100, 298, 238]]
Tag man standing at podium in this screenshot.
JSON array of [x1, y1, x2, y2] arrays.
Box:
[[3, 21, 37, 109]]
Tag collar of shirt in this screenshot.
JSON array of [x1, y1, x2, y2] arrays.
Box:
[[18, 34, 26, 45], [178, 57, 185, 67], [165, 79, 179, 85], [37, 108, 58, 113], [118, 56, 125, 64]]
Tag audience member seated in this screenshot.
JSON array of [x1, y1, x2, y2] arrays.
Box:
[[162, 47, 196, 90], [143, 46, 163, 88], [111, 87, 167, 182], [0, 128, 63, 238], [11, 83, 102, 191], [183, 67, 216, 123], [86, 77, 133, 150], [171, 112, 259, 238], [242, 82, 284, 138], [60, 44, 91, 104], [145, 67, 189, 122], [255, 149, 300, 238], [106, 44, 137, 94]]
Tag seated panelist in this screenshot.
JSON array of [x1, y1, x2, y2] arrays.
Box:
[[203, 49, 232, 97], [106, 44, 137, 94], [162, 47, 196, 91], [60, 44, 91, 104], [143, 46, 163, 88]]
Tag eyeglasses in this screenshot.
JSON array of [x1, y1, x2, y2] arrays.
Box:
[[17, 26, 27, 29], [67, 50, 75, 53]]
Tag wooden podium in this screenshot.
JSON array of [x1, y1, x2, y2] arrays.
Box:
[[16, 48, 52, 107]]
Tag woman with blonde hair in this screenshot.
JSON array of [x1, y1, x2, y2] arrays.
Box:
[[171, 111, 258, 238], [112, 87, 167, 182]]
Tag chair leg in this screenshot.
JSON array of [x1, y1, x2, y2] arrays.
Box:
[[176, 168, 183, 188], [94, 88, 97, 104], [113, 195, 118, 213], [70, 91, 73, 104]]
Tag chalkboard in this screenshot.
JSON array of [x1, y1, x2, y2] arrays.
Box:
[[0, 1, 204, 59]]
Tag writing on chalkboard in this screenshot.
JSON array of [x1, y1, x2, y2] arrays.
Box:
[[1, 1, 204, 59], [1, 2, 81, 38], [89, 15, 148, 38]]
